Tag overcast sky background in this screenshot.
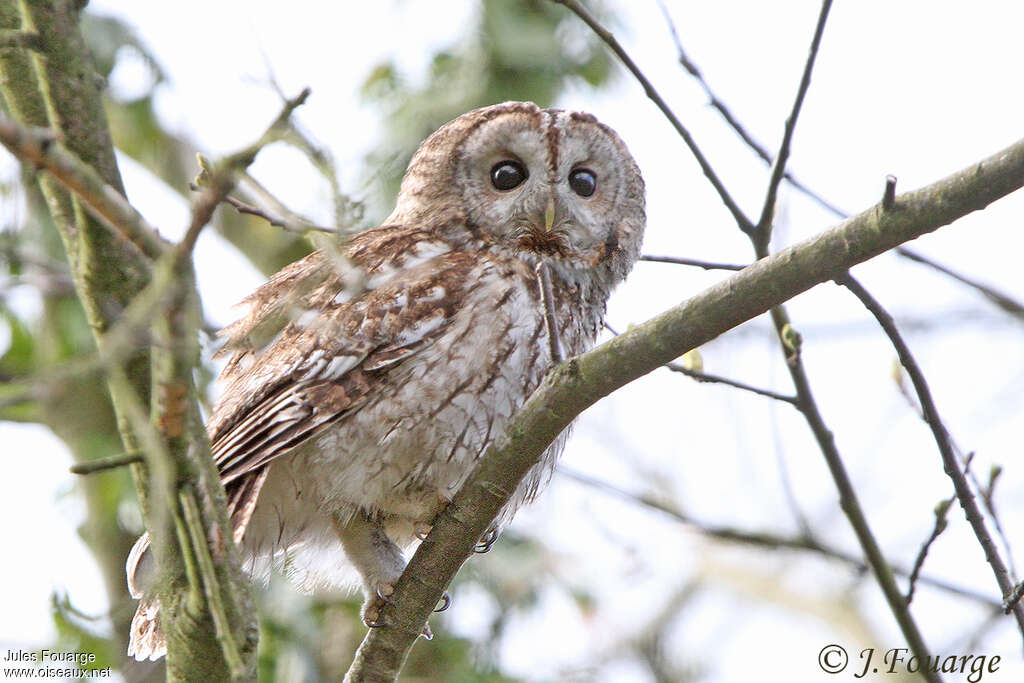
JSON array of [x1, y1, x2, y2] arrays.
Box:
[[2, 1, 1023, 681]]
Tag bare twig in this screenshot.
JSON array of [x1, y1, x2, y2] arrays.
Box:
[[549, 0, 754, 233], [640, 254, 746, 271], [754, 0, 834, 252], [0, 118, 167, 259], [838, 272, 1024, 634], [711, 1, 940, 673], [664, 361, 799, 405], [654, 0, 1024, 321], [558, 467, 1000, 608], [882, 175, 898, 211], [536, 263, 565, 363], [896, 360, 1018, 582], [187, 184, 338, 235], [896, 246, 1024, 319], [603, 321, 797, 404], [653, 0, 850, 220], [906, 495, 955, 604], [69, 451, 143, 475]]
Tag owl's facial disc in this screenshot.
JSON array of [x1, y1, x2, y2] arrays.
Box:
[[440, 103, 642, 271]]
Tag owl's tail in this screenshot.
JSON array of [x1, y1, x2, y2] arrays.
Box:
[[125, 533, 167, 661]]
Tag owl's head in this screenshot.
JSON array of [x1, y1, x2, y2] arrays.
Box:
[[392, 101, 645, 287]]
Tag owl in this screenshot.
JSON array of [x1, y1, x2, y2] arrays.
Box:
[[126, 101, 645, 659]]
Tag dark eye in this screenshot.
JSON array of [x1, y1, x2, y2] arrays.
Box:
[[490, 160, 528, 191], [569, 168, 597, 197]]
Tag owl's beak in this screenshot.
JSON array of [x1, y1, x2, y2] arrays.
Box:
[[543, 197, 556, 232], [515, 196, 570, 256]]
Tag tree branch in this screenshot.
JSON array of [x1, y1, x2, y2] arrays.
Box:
[[344, 134, 1024, 682], [653, 0, 1024, 322], [558, 467, 1001, 608], [639, 254, 747, 271], [754, 0, 833, 251], [549, 0, 754, 233], [838, 273, 1024, 634], [0, 117, 167, 259], [652, 0, 851, 221]]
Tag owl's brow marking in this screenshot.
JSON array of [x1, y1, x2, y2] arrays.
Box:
[[543, 110, 560, 180]]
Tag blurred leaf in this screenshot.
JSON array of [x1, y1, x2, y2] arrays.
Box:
[[0, 302, 36, 376]]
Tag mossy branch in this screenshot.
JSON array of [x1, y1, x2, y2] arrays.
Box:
[[344, 135, 1024, 681]]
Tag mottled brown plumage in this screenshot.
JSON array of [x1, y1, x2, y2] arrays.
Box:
[[126, 101, 645, 660]]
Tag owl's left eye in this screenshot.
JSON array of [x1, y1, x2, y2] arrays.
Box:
[[569, 168, 597, 197], [490, 161, 528, 191]]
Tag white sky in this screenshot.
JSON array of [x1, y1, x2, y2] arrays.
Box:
[[1, 1, 1023, 681]]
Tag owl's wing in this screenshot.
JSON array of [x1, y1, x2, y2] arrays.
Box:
[[209, 237, 475, 533]]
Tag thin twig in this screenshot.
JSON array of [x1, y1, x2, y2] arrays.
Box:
[[665, 362, 800, 405], [838, 272, 1024, 634], [729, 1, 939, 673], [979, 465, 1017, 581], [550, 0, 754, 233], [770, 305, 939, 679], [653, 0, 850, 220], [603, 321, 797, 405], [558, 466, 1000, 607], [754, 0, 834, 252], [896, 246, 1024, 319], [896, 360, 1018, 582], [187, 182, 337, 235], [69, 451, 143, 475], [906, 495, 955, 604], [640, 254, 746, 271], [654, 0, 1024, 323], [0, 118, 167, 259], [536, 263, 565, 363]]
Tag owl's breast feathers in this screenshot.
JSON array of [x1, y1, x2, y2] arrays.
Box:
[[206, 223, 589, 540]]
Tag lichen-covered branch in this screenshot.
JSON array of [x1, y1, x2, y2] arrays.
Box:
[[0, 1, 260, 677], [344, 135, 1024, 681]]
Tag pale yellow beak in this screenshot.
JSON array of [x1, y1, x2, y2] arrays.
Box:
[[543, 197, 556, 232]]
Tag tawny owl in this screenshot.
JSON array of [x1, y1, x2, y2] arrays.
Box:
[[126, 100, 645, 659]]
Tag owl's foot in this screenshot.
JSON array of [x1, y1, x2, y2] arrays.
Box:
[[361, 581, 395, 628], [474, 526, 500, 553], [434, 591, 451, 612], [334, 510, 408, 630], [413, 522, 432, 541]]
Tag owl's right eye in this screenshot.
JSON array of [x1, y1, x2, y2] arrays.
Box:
[[490, 161, 528, 191]]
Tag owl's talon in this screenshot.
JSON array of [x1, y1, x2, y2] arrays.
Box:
[[419, 623, 434, 640], [375, 582, 395, 604], [414, 522, 432, 541], [360, 581, 396, 629], [433, 591, 451, 613], [474, 527, 500, 553], [362, 603, 385, 628]]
